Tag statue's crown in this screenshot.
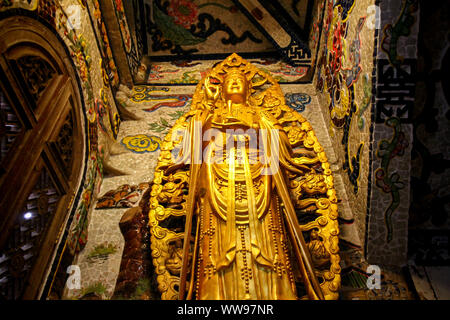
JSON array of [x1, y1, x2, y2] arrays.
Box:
[[223, 67, 247, 80], [193, 53, 282, 108]]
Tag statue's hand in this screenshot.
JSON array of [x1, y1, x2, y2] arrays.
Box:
[[204, 76, 220, 102]]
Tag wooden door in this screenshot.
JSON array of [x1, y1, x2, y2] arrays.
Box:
[[0, 17, 84, 300]]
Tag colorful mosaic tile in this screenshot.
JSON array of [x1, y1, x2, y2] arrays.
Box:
[[285, 93, 311, 113], [121, 134, 162, 153], [96, 183, 150, 209]]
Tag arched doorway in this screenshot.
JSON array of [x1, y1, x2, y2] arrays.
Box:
[[0, 17, 86, 300]]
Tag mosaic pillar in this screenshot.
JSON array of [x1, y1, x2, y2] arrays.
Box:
[[366, 0, 420, 266], [99, 0, 140, 87]]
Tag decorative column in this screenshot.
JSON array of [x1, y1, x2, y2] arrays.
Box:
[[99, 0, 140, 88]]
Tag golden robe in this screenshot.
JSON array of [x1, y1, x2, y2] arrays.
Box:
[[193, 123, 297, 299]]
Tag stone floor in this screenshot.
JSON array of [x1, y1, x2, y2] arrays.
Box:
[[409, 266, 450, 300]]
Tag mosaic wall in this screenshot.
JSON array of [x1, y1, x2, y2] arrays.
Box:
[[366, 0, 420, 266], [132, 0, 325, 83], [136, 58, 309, 84], [0, 0, 121, 298], [314, 0, 376, 249], [124, 0, 147, 65], [308, 0, 326, 68], [87, 0, 120, 91], [111, 0, 141, 76], [63, 85, 194, 299], [144, 0, 274, 58]]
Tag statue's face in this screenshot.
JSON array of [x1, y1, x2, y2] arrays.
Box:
[[223, 73, 247, 103]]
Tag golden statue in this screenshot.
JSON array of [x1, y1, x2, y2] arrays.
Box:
[[149, 54, 340, 300]]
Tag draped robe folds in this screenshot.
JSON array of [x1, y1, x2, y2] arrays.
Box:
[[186, 110, 306, 300]]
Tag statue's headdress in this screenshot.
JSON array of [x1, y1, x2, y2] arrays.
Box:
[[194, 53, 282, 108]]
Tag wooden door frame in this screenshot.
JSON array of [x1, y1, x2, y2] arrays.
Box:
[[0, 16, 87, 300]]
